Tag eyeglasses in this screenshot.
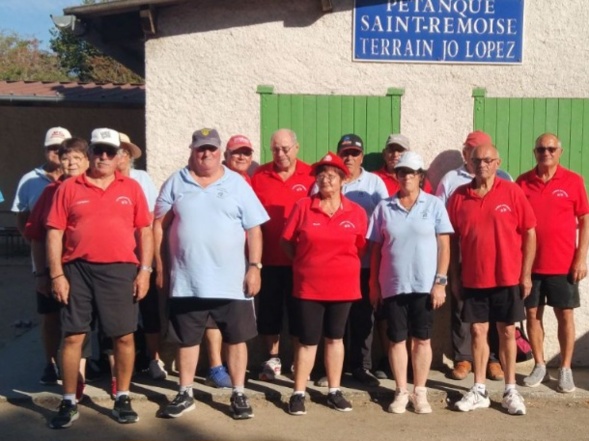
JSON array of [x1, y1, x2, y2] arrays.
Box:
[[385, 146, 406, 154], [92, 145, 119, 158], [230, 149, 253, 157], [316, 173, 339, 182], [395, 168, 419, 177], [535, 146, 559, 154], [271, 145, 294, 155], [338, 149, 362, 158], [46, 145, 60, 153], [471, 157, 498, 165]]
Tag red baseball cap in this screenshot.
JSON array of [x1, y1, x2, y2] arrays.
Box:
[[312, 151, 350, 177], [464, 130, 492, 148], [226, 134, 253, 152]]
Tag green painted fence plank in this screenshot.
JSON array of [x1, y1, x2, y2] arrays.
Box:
[[365, 97, 381, 154], [519, 99, 536, 175], [582, 101, 589, 189], [557, 99, 572, 168], [545, 99, 559, 134], [277, 94, 292, 129], [341, 96, 355, 135], [392, 95, 402, 133], [328, 96, 342, 150], [495, 98, 510, 170], [532, 100, 546, 140], [260, 94, 278, 163], [569, 99, 584, 176], [353, 96, 368, 142], [507, 98, 522, 176], [483, 98, 497, 143], [316, 95, 330, 155]]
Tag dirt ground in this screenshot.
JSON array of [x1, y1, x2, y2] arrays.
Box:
[[3, 394, 589, 441]]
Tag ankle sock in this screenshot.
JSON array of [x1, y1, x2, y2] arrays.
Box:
[[474, 383, 486, 394]]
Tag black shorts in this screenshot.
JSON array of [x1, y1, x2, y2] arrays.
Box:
[[37, 291, 62, 315], [382, 294, 433, 343], [168, 297, 257, 347], [462, 285, 525, 325], [138, 271, 161, 334], [61, 260, 138, 338], [525, 274, 580, 309], [256, 266, 296, 336], [293, 297, 352, 346]]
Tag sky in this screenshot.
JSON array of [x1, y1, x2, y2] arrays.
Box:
[[0, 0, 81, 50]]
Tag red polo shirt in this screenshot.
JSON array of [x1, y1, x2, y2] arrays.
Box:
[[516, 165, 589, 274], [282, 195, 367, 301], [447, 178, 536, 288], [24, 180, 61, 242], [46, 171, 151, 264], [252, 160, 314, 266], [373, 167, 433, 196]]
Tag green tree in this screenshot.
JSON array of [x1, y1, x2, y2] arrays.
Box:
[[49, 0, 144, 83], [0, 31, 69, 81]]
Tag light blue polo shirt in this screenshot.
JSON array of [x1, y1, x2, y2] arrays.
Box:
[[367, 191, 454, 297], [155, 166, 269, 300], [312, 168, 388, 268], [11, 167, 54, 212], [130, 169, 158, 212], [436, 165, 513, 205]]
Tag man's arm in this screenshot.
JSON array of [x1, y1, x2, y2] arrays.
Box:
[[31, 240, 49, 295], [368, 241, 383, 309], [520, 227, 537, 299], [153, 211, 174, 292], [15, 211, 29, 238], [244, 225, 263, 297], [449, 234, 462, 300], [46, 228, 69, 304], [134, 226, 154, 301], [571, 214, 589, 282], [431, 234, 450, 309]]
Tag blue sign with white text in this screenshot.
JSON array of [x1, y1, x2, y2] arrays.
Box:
[[354, 0, 524, 64]]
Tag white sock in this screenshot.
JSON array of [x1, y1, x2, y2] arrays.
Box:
[[474, 383, 486, 394], [63, 393, 76, 404], [179, 385, 193, 397], [233, 386, 245, 394], [504, 384, 516, 393], [293, 391, 305, 396]]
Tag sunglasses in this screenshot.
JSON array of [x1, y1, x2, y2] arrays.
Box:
[[92, 145, 119, 158], [338, 149, 362, 157], [230, 148, 253, 157], [535, 147, 558, 154], [395, 168, 419, 177], [195, 145, 219, 153], [46, 145, 60, 153]]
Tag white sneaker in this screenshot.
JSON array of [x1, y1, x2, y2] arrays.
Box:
[[149, 359, 168, 380], [502, 389, 526, 415], [258, 357, 281, 381], [388, 389, 409, 414], [410, 387, 432, 414], [455, 386, 491, 412]]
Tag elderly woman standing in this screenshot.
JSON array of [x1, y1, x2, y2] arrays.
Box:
[[281, 152, 367, 416], [368, 151, 453, 414]]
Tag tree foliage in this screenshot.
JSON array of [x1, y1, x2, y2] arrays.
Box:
[[0, 31, 69, 81]]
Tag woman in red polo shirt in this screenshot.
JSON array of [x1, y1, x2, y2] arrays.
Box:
[[281, 152, 367, 416]]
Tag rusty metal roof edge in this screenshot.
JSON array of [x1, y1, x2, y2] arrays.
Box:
[[64, 0, 188, 17]]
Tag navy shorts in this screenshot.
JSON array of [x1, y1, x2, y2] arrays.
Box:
[[382, 294, 433, 343], [525, 274, 580, 309], [462, 285, 525, 325]]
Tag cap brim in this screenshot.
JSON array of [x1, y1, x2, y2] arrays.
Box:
[[338, 146, 363, 153], [120, 141, 142, 159]]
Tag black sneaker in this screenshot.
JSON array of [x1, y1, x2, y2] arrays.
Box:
[[230, 392, 254, 419], [49, 400, 79, 429], [112, 395, 139, 424], [162, 391, 196, 418], [327, 390, 352, 412], [40, 362, 59, 385], [352, 368, 380, 387], [288, 394, 307, 415]]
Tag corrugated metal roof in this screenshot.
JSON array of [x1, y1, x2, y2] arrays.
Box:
[[0, 81, 145, 104]]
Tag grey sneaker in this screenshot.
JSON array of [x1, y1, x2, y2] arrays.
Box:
[[523, 364, 550, 387], [557, 367, 575, 393], [388, 389, 410, 414]]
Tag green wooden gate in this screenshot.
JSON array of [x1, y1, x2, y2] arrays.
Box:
[[257, 86, 404, 170], [473, 88, 589, 186]]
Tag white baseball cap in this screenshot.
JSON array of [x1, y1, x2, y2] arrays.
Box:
[[44, 127, 72, 147], [90, 128, 121, 148], [394, 151, 424, 171]]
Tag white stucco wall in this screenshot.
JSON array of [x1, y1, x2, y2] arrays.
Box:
[[145, 0, 589, 366]]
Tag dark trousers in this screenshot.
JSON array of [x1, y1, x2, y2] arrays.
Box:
[[348, 269, 374, 370]]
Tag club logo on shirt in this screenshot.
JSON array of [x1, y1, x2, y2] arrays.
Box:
[[216, 189, 228, 199], [292, 184, 308, 193], [339, 221, 356, 229], [312, 222, 321, 226], [116, 196, 133, 205], [73, 199, 90, 206], [552, 189, 569, 198], [495, 204, 512, 213]]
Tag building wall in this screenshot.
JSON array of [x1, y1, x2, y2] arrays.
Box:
[[145, 0, 589, 366], [0, 105, 145, 227]]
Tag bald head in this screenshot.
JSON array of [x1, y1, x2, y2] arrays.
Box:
[[270, 128, 299, 172], [471, 143, 501, 180], [534, 133, 562, 169], [535, 133, 561, 149]]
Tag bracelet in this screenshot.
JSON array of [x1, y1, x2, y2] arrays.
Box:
[[51, 274, 65, 281]]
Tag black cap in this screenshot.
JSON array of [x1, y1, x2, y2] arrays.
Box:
[[337, 134, 364, 153]]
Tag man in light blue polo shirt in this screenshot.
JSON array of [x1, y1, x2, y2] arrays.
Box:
[[336, 134, 389, 387], [436, 130, 509, 382], [154, 128, 269, 421], [12, 127, 71, 236]]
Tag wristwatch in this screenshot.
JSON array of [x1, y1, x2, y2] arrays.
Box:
[[434, 274, 448, 286], [139, 265, 153, 273], [249, 262, 263, 270]]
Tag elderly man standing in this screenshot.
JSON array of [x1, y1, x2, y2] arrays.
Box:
[[47, 128, 153, 428], [155, 128, 268, 420], [251, 128, 314, 380], [448, 144, 536, 416], [517, 133, 589, 392], [12, 126, 71, 384], [436, 130, 511, 381], [336, 134, 388, 386]]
